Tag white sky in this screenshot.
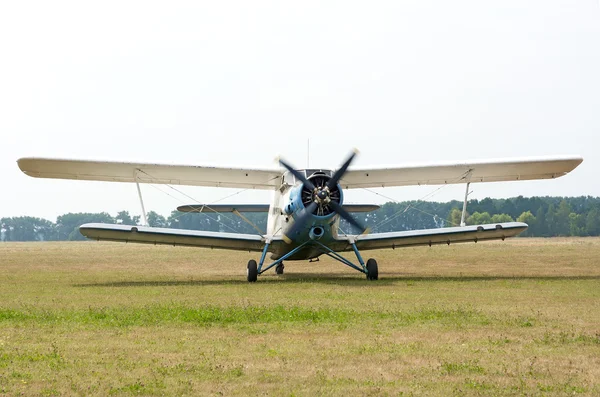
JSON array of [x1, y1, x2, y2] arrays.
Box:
[[1, 1, 599, 221]]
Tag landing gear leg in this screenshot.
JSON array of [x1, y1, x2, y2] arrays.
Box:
[[275, 262, 285, 275], [247, 259, 258, 282], [311, 240, 379, 280], [366, 258, 378, 280]]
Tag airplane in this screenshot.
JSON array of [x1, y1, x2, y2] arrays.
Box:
[[17, 152, 583, 282]]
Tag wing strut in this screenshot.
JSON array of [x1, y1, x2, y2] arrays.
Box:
[[460, 171, 473, 227], [232, 209, 264, 235], [460, 182, 471, 227], [135, 170, 149, 226]]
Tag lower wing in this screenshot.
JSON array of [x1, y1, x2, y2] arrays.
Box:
[[79, 223, 281, 252], [80, 222, 526, 254], [333, 222, 527, 251]]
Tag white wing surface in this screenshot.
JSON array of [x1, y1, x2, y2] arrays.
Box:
[[341, 156, 582, 189], [79, 223, 287, 252], [17, 158, 281, 190], [331, 222, 527, 252]]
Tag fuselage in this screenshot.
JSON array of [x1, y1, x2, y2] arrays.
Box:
[[267, 169, 343, 260]]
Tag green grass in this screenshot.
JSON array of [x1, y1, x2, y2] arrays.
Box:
[[0, 305, 499, 328], [1, 238, 600, 395]]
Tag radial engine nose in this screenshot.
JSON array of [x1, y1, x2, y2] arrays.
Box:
[[309, 226, 325, 240]]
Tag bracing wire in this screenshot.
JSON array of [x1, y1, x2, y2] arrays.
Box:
[[136, 168, 280, 237], [145, 183, 241, 234], [135, 163, 473, 238], [360, 169, 473, 232]]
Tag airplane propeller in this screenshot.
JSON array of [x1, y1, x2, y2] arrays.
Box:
[[279, 150, 367, 243]]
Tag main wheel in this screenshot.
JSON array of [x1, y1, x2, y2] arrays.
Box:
[[247, 259, 258, 282], [275, 263, 285, 275], [366, 258, 378, 280]]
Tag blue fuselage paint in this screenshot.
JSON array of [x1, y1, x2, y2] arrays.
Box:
[[272, 182, 344, 260]]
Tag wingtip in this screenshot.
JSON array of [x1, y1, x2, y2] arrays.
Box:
[[16, 158, 29, 172]]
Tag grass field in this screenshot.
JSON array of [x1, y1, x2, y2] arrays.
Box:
[[1, 238, 600, 396]]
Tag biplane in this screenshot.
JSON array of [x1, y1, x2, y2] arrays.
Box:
[[17, 152, 582, 281]]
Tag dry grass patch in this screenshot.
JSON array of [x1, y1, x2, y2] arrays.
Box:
[[1, 238, 600, 395]]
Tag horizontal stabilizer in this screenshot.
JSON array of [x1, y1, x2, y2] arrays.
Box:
[[177, 204, 380, 213], [342, 204, 381, 213]]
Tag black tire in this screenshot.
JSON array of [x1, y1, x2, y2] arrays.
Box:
[[247, 260, 258, 282], [366, 258, 378, 280], [275, 263, 285, 275]]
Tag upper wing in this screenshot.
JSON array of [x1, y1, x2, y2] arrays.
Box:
[[341, 156, 583, 189], [331, 222, 527, 251], [17, 158, 281, 190], [79, 223, 287, 252]]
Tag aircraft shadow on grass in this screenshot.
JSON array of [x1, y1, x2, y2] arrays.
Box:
[[75, 274, 600, 288]]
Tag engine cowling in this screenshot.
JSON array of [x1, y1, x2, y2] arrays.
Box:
[[278, 151, 366, 243], [300, 172, 342, 217]]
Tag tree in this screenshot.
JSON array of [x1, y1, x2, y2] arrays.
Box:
[[554, 200, 572, 236], [490, 214, 514, 223], [495, 199, 517, 219], [545, 204, 556, 236], [513, 196, 532, 218], [55, 212, 114, 241], [0, 217, 56, 241], [115, 211, 140, 226], [586, 208, 600, 236], [147, 211, 167, 228], [447, 208, 464, 227], [517, 211, 536, 237], [475, 197, 495, 215], [532, 207, 546, 237], [466, 212, 491, 225], [569, 213, 586, 237]]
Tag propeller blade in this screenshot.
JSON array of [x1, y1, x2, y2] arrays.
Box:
[[282, 201, 318, 244], [327, 149, 358, 190], [279, 158, 316, 191], [330, 200, 367, 233]]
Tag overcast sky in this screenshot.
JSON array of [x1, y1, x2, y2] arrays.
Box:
[[1, 1, 599, 221]]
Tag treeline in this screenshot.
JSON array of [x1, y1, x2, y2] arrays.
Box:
[[359, 195, 600, 238], [0, 210, 266, 242], [2, 196, 600, 242]]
